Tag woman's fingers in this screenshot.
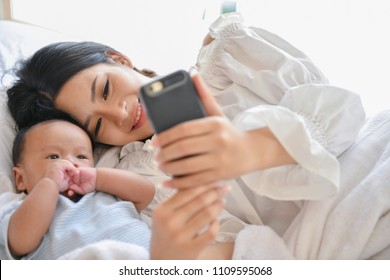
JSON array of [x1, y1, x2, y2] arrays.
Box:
[[190, 220, 221, 254], [153, 72, 225, 148], [158, 151, 217, 177], [155, 116, 217, 149], [150, 184, 228, 259], [154, 117, 228, 161], [155, 133, 211, 163], [157, 184, 228, 215], [172, 186, 228, 225], [184, 200, 224, 234], [153, 184, 228, 231], [154, 117, 246, 188], [163, 169, 221, 189]]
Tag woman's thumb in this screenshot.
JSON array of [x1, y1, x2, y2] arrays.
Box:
[[192, 73, 224, 117]]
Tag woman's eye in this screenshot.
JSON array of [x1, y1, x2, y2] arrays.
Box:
[[102, 79, 109, 100], [47, 154, 59, 160]]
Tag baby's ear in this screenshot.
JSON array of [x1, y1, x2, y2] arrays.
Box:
[[13, 166, 27, 193]]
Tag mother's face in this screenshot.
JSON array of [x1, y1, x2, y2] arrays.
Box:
[[55, 63, 154, 145]]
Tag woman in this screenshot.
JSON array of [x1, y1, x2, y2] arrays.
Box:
[[7, 13, 365, 242]]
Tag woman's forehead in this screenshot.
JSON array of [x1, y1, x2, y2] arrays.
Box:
[[59, 64, 109, 98], [70, 64, 108, 83]]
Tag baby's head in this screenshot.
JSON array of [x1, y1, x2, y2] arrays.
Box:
[[12, 118, 95, 193]]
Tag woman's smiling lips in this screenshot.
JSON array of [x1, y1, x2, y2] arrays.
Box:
[[131, 99, 147, 130]]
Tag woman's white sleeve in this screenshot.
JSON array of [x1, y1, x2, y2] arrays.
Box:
[[197, 13, 366, 200]]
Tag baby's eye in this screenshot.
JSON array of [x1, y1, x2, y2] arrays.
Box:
[[47, 154, 59, 160], [77, 155, 88, 160]]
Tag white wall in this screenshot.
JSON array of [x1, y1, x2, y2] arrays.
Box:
[[10, 0, 390, 116], [238, 0, 390, 116]]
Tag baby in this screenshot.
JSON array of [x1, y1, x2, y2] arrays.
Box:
[[3, 118, 155, 259]]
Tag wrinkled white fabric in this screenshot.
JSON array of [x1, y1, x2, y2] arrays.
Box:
[[233, 111, 390, 259], [194, 13, 365, 235]]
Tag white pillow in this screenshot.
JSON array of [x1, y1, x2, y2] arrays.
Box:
[[0, 92, 15, 192], [0, 20, 76, 194]]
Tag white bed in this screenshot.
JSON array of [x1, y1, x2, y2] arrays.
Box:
[[1, 20, 389, 260]]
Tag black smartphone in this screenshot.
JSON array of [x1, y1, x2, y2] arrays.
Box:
[[140, 70, 206, 134]]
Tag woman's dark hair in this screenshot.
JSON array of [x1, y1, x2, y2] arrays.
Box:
[[7, 41, 117, 130], [12, 114, 96, 166], [7, 41, 157, 133]]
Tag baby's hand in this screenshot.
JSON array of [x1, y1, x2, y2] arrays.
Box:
[[44, 160, 78, 193], [67, 167, 97, 195]]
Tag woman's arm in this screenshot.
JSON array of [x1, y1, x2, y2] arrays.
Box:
[[8, 178, 59, 257]]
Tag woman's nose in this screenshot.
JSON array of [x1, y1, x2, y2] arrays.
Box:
[[102, 101, 128, 126]]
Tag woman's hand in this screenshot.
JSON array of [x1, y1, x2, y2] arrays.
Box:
[[155, 116, 259, 188], [153, 74, 241, 188], [153, 75, 295, 189], [150, 184, 228, 260]]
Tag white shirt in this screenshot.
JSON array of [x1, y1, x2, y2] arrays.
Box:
[[0, 192, 150, 260]]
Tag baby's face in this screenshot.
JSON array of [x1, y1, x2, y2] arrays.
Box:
[[15, 120, 94, 193]]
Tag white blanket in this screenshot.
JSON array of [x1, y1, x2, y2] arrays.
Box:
[[59, 240, 149, 260], [233, 111, 390, 259]]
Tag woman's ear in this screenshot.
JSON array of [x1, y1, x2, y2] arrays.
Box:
[[13, 166, 27, 193], [105, 51, 134, 68]]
